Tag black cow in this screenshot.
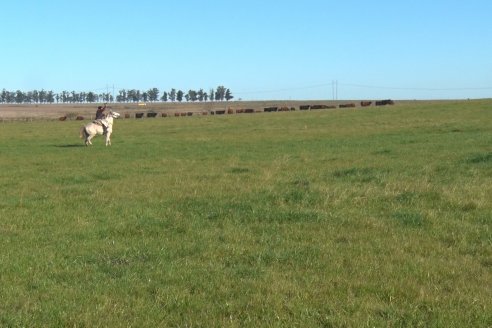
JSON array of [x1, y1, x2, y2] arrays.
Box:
[[375, 99, 395, 106], [339, 103, 356, 108]]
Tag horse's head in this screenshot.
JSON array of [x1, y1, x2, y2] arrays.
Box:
[[109, 111, 120, 119]]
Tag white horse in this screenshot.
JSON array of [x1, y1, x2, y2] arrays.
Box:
[[80, 111, 120, 146]]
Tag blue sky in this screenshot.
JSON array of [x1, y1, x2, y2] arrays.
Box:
[[1, 0, 491, 100]]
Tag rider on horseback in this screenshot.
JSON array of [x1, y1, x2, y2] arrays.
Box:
[[94, 103, 109, 133]]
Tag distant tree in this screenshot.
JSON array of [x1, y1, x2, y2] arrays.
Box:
[[0, 86, 233, 104], [117, 89, 127, 102], [169, 88, 176, 102], [127, 89, 141, 102], [0, 89, 6, 103], [15, 90, 24, 103], [39, 89, 47, 103], [148, 88, 159, 102], [215, 86, 226, 101], [142, 92, 149, 102], [26, 91, 33, 103], [225, 88, 233, 101], [127, 89, 136, 102], [86, 92, 96, 103], [176, 90, 184, 102], [197, 89, 204, 102], [6, 90, 14, 103], [46, 91, 55, 103], [103, 93, 113, 102], [32, 90, 39, 103], [64, 91, 71, 103], [187, 90, 197, 102]]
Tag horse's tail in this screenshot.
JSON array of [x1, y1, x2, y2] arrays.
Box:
[[79, 126, 87, 139]]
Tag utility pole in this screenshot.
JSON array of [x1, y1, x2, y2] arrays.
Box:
[[332, 80, 338, 100], [335, 80, 338, 100]]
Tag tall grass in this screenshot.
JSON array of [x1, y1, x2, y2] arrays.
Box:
[[0, 101, 491, 326]]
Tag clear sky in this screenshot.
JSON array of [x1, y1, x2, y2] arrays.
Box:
[[1, 0, 491, 100]]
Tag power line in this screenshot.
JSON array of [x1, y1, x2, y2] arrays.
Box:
[[232, 81, 492, 97], [338, 83, 492, 91], [234, 83, 334, 95]]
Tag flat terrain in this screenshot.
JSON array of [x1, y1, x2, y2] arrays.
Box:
[[0, 100, 491, 326], [1, 100, 338, 120], [0, 99, 461, 120]]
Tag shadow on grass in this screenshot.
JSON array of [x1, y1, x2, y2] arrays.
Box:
[[54, 144, 85, 148]]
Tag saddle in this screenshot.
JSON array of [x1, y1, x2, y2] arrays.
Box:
[[93, 119, 108, 126]]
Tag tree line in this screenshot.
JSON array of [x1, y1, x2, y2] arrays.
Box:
[[0, 86, 233, 104]]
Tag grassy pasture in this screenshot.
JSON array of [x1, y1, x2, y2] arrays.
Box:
[[0, 101, 491, 327]]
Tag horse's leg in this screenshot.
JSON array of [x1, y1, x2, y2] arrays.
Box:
[[81, 127, 89, 146], [105, 132, 111, 146]]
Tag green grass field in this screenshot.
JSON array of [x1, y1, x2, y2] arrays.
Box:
[[0, 101, 491, 327]]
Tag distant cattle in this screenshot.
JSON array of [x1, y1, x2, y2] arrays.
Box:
[[279, 107, 290, 112], [244, 109, 255, 113], [180, 112, 187, 116], [215, 110, 225, 115], [227, 108, 234, 114], [76, 116, 84, 120], [264, 107, 278, 112], [339, 103, 356, 108], [310, 104, 335, 110], [174, 112, 180, 117], [202, 111, 208, 115], [124, 113, 131, 119], [299, 105, 310, 110], [59, 116, 67, 121], [361, 101, 372, 107], [236, 109, 244, 114], [161, 113, 168, 117], [187, 112, 193, 116], [135, 113, 144, 118], [375, 99, 395, 106], [147, 112, 157, 118]]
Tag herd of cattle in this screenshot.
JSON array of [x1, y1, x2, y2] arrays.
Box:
[[60, 99, 395, 121]]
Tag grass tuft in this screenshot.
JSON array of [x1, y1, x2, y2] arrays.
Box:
[[466, 152, 492, 164]]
